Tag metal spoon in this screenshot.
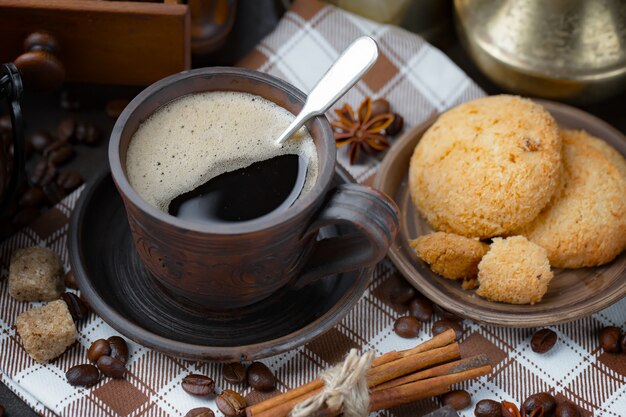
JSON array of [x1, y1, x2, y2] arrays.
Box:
[[275, 36, 379, 146]]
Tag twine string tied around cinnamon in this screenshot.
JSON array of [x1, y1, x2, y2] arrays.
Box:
[[290, 349, 374, 417]]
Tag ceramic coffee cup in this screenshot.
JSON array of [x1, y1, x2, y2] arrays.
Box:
[[109, 67, 399, 309]]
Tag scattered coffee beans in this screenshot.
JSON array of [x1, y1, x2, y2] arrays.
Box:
[[522, 392, 556, 415], [181, 374, 215, 396], [386, 113, 404, 136], [530, 329, 557, 353], [441, 389, 471, 410], [88, 339, 111, 363], [223, 362, 246, 384], [389, 279, 416, 304], [56, 170, 83, 192], [394, 316, 421, 338], [43, 141, 74, 165], [30, 159, 57, 186], [408, 296, 433, 322], [107, 336, 129, 364], [216, 389, 247, 417], [433, 305, 462, 322], [247, 362, 276, 392], [18, 187, 45, 208], [185, 407, 215, 417], [599, 326, 622, 353], [75, 121, 100, 145], [28, 130, 54, 152], [432, 319, 463, 339], [64, 270, 78, 289], [555, 402, 582, 417], [97, 355, 126, 379], [66, 364, 100, 387], [57, 118, 76, 142], [61, 292, 89, 322], [474, 399, 502, 417]]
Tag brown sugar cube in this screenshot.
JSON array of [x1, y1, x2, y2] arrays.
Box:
[[16, 300, 77, 363], [9, 247, 64, 301]]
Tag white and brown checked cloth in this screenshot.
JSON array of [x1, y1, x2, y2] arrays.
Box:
[[1, 0, 625, 416]]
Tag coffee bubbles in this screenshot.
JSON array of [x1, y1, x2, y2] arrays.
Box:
[[126, 91, 318, 216]]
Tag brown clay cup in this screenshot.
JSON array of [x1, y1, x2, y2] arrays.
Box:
[[109, 67, 399, 310]]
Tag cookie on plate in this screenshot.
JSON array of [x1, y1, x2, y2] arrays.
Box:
[[410, 232, 489, 280], [408, 95, 561, 238], [520, 129, 626, 268], [476, 236, 553, 305]]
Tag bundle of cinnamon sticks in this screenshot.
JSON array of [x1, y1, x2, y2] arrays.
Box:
[[245, 328, 491, 417]]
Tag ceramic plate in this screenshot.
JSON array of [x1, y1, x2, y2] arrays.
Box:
[[69, 168, 371, 361], [374, 100, 626, 327]]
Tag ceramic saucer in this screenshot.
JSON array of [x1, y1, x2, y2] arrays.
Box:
[[69, 169, 371, 361]]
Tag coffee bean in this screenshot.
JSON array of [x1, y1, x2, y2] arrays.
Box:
[[441, 389, 471, 410], [60, 90, 81, 111], [389, 279, 416, 304], [107, 336, 129, 364], [61, 292, 89, 321], [600, 326, 622, 353], [56, 170, 83, 192], [65, 270, 78, 289], [502, 401, 521, 417], [474, 399, 503, 417], [247, 361, 276, 391], [97, 355, 126, 378], [19, 187, 45, 208], [185, 407, 215, 417], [522, 392, 556, 415], [531, 329, 557, 353], [182, 373, 215, 396], [433, 304, 462, 322], [57, 118, 76, 142], [223, 362, 246, 384], [432, 319, 463, 339], [66, 364, 100, 387], [75, 122, 100, 145], [394, 316, 421, 338], [105, 98, 130, 118], [43, 141, 74, 165], [31, 159, 57, 186], [370, 98, 390, 118], [12, 207, 40, 229], [88, 339, 111, 363], [555, 402, 582, 417], [409, 296, 433, 322], [0, 114, 11, 131], [42, 181, 67, 205], [621, 333, 626, 352], [386, 113, 404, 136], [216, 389, 247, 417], [29, 130, 54, 152]]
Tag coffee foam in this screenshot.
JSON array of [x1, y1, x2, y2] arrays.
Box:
[[126, 91, 319, 213]]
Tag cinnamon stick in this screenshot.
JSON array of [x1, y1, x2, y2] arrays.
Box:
[[250, 343, 460, 417], [373, 354, 489, 391], [247, 329, 457, 417], [285, 365, 492, 417]]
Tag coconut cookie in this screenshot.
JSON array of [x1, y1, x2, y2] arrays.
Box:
[[521, 129, 626, 268], [476, 236, 553, 305], [408, 95, 561, 238]]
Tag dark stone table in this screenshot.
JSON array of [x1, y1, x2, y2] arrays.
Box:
[[1, 0, 624, 415]]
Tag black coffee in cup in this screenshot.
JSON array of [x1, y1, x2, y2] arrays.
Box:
[[125, 91, 318, 224]]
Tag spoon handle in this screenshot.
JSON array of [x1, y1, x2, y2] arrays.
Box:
[[275, 36, 378, 145]]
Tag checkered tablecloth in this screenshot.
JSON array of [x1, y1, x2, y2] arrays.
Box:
[[0, 0, 625, 416]]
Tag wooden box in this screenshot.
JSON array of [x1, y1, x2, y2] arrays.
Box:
[[0, 0, 191, 86]]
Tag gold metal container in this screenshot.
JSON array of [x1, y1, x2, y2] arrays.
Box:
[[454, 0, 626, 103]]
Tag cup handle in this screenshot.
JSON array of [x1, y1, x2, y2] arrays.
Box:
[[292, 183, 399, 289]]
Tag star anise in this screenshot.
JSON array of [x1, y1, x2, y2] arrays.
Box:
[[332, 97, 394, 164]]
